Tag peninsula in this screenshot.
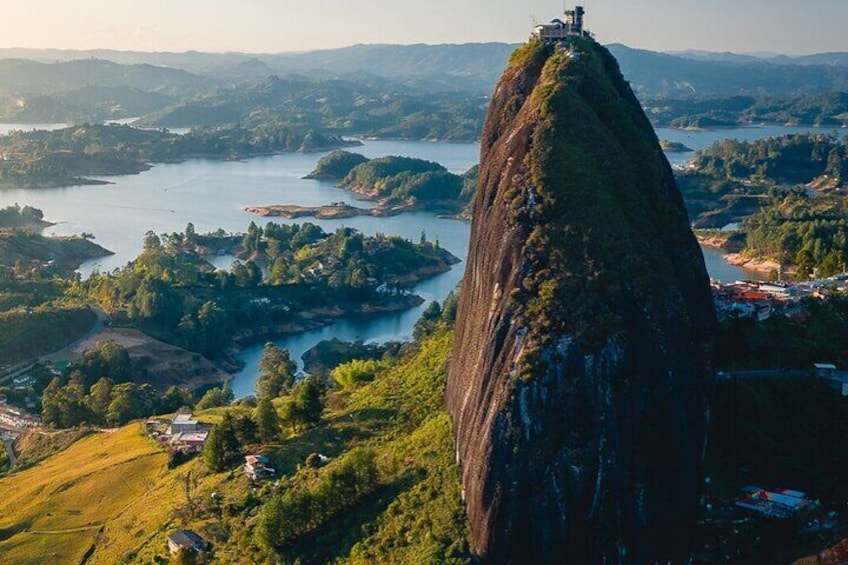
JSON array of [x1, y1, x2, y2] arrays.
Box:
[[0, 123, 358, 188]]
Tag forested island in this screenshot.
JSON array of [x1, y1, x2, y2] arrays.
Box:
[[253, 150, 479, 219], [659, 140, 693, 152], [0, 203, 112, 271], [82, 221, 458, 357], [0, 123, 358, 188]]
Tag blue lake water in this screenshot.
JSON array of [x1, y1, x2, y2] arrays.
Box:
[[0, 125, 826, 396]]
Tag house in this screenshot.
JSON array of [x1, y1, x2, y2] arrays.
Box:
[[168, 412, 199, 435], [244, 454, 276, 481], [170, 431, 209, 452], [167, 530, 209, 554]]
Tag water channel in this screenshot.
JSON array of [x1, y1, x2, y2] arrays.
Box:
[[0, 124, 841, 396]]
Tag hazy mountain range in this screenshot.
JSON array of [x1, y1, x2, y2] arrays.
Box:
[[0, 43, 846, 125]]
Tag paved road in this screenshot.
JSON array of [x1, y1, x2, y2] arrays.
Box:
[[42, 304, 107, 363], [1, 435, 16, 469]]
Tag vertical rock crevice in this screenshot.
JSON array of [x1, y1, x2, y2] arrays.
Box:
[[446, 38, 716, 564]]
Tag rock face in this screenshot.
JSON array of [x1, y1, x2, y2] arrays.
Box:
[[446, 39, 716, 564]]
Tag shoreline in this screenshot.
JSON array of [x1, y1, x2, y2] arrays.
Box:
[[695, 232, 779, 276], [226, 293, 426, 379], [652, 121, 848, 132], [244, 201, 418, 220], [723, 252, 781, 275], [0, 141, 362, 190], [694, 231, 744, 253]]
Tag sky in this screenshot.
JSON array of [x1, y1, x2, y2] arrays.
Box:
[[0, 0, 846, 55]]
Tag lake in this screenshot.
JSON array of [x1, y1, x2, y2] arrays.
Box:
[[0, 125, 823, 397]]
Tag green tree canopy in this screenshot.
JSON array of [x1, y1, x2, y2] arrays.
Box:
[[257, 344, 297, 400]]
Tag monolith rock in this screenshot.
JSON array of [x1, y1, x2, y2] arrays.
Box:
[[446, 38, 716, 564]]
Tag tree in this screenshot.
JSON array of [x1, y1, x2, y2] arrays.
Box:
[[232, 412, 260, 448], [255, 396, 281, 443], [184, 222, 197, 246], [257, 344, 297, 400], [440, 290, 459, 326], [331, 359, 382, 392], [86, 377, 114, 422], [106, 383, 155, 426], [280, 376, 324, 432], [195, 301, 231, 357], [196, 383, 234, 410], [143, 230, 162, 250], [204, 412, 245, 472], [242, 221, 263, 255], [413, 300, 442, 341], [160, 385, 193, 414], [79, 340, 132, 386], [0, 443, 9, 473], [244, 261, 263, 287], [130, 277, 183, 327], [40, 377, 65, 427]]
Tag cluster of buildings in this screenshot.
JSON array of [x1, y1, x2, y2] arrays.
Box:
[[712, 280, 803, 321], [9, 374, 36, 394], [736, 486, 820, 519], [531, 6, 588, 43], [0, 396, 41, 430], [710, 274, 848, 321], [147, 411, 209, 453]]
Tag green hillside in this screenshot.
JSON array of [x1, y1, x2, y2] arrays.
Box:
[[0, 330, 468, 564], [0, 425, 172, 565]]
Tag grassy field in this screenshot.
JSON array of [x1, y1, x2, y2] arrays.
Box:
[[0, 425, 170, 564]]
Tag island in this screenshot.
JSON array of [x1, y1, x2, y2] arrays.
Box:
[[247, 151, 480, 221], [660, 140, 693, 152], [78, 221, 459, 356], [244, 201, 416, 220]]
